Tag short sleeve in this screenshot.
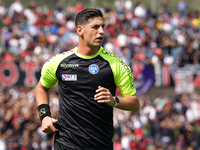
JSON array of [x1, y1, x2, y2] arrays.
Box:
[[40, 58, 58, 88], [113, 58, 136, 97]]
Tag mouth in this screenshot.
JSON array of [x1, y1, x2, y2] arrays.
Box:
[[96, 37, 104, 41]]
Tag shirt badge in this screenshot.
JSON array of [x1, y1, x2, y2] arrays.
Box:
[[88, 64, 99, 75], [62, 74, 77, 81]]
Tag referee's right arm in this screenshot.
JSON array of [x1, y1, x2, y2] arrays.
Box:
[[35, 80, 58, 134]]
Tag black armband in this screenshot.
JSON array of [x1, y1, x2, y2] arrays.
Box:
[[37, 104, 51, 121]]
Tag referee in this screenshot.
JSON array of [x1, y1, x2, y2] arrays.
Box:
[[35, 8, 140, 150]]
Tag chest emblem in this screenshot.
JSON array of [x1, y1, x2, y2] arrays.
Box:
[[88, 64, 99, 75], [62, 74, 77, 81]]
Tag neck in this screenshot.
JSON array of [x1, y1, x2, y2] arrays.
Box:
[[77, 44, 100, 56]]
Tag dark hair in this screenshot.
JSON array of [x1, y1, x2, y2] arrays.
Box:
[[75, 8, 103, 27]]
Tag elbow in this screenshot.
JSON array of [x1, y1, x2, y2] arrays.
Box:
[[132, 102, 140, 112], [130, 94, 140, 112], [132, 97, 140, 112]]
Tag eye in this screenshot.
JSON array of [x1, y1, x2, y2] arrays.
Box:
[[93, 25, 99, 29], [92, 24, 105, 29]]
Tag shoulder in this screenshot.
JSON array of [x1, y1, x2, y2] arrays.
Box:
[[100, 47, 132, 74], [42, 48, 75, 73], [51, 49, 75, 62], [44, 49, 75, 66], [100, 47, 127, 67], [100, 47, 121, 62]]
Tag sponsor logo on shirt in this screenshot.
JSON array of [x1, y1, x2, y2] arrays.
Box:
[[88, 64, 99, 75], [62, 74, 77, 81], [60, 64, 79, 68]]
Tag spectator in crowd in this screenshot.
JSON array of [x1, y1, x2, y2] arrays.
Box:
[[134, 2, 147, 18], [178, 0, 188, 18]]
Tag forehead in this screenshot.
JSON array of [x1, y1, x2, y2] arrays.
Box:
[[87, 17, 104, 26]]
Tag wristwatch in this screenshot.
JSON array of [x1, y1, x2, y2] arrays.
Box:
[[113, 97, 119, 107]]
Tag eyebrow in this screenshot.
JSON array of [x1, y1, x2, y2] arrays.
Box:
[[92, 24, 105, 27]]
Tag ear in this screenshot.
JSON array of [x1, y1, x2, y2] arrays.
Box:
[[76, 25, 84, 36]]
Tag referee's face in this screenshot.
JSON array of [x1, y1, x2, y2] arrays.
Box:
[[82, 17, 105, 49]]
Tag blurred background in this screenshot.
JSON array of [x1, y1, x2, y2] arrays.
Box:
[[0, 0, 200, 149]]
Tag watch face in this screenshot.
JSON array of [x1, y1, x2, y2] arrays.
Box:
[[115, 97, 119, 103], [113, 97, 119, 107]]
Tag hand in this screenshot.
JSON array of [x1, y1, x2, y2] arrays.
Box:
[[94, 86, 115, 106], [41, 116, 58, 134]]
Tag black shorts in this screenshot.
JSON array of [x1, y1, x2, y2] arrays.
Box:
[[54, 141, 113, 150], [54, 141, 76, 150]]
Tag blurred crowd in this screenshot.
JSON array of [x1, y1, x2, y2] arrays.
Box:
[[0, 0, 200, 149], [0, 0, 200, 67], [113, 91, 200, 150]]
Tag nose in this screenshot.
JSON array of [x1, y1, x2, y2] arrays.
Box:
[[99, 26, 104, 34]]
